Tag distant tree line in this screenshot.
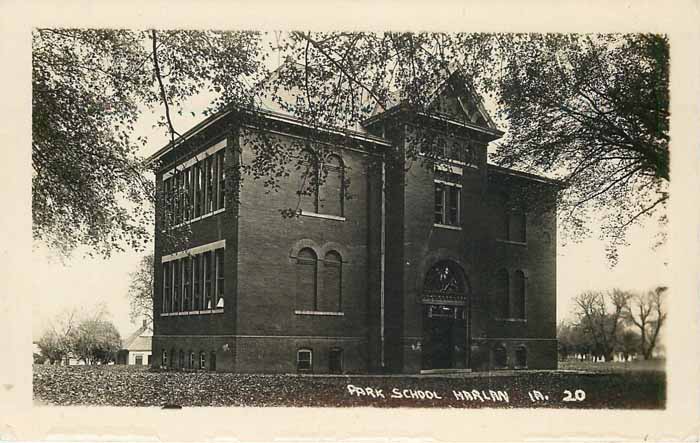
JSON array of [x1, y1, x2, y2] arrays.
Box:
[[558, 286, 667, 362], [35, 305, 122, 365]]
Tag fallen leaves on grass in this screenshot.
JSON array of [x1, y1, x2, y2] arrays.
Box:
[[32, 365, 665, 409]]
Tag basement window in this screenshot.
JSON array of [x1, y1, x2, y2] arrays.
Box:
[[297, 348, 313, 372]]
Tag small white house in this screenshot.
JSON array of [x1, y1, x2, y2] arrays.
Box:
[[117, 320, 152, 366]]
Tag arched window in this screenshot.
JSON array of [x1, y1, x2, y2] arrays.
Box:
[[299, 150, 319, 214], [178, 350, 185, 369], [321, 251, 342, 312], [515, 346, 527, 368], [424, 261, 466, 295], [319, 155, 344, 216], [199, 351, 207, 370], [512, 270, 526, 319], [297, 348, 313, 372], [296, 248, 317, 311], [494, 345, 507, 369], [188, 351, 195, 369], [496, 269, 510, 319]]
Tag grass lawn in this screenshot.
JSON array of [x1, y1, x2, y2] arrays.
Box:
[[559, 358, 666, 373], [33, 363, 665, 409]]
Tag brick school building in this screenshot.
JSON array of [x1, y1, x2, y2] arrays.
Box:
[[147, 67, 560, 374]]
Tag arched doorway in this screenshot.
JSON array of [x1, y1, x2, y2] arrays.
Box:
[[421, 260, 469, 370]]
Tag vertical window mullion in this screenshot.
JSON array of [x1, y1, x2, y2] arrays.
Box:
[[181, 257, 186, 312], [212, 153, 219, 211], [208, 157, 215, 214], [216, 248, 225, 308], [203, 158, 208, 215], [441, 186, 447, 224], [218, 151, 226, 210]]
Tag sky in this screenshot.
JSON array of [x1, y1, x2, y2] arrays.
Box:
[[30, 37, 670, 341]]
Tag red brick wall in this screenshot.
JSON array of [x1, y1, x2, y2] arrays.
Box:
[[151, 113, 558, 373]]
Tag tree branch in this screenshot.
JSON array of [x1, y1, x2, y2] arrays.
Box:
[[151, 30, 181, 144]]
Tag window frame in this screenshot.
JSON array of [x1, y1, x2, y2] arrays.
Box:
[[515, 346, 528, 369], [162, 262, 171, 313], [296, 348, 313, 372], [493, 345, 508, 369], [322, 250, 343, 313], [215, 248, 225, 308], [433, 172, 462, 229], [160, 241, 225, 316], [296, 248, 318, 312], [329, 347, 343, 374], [209, 351, 217, 371]]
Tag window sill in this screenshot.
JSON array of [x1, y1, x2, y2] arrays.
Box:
[[299, 211, 346, 222], [495, 239, 527, 246], [294, 310, 344, 316], [434, 179, 462, 188], [495, 317, 527, 323], [171, 207, 226, 229], [434, 223, 462, 231], [420, 154, 479, 170], [160, 308, 224, 317]]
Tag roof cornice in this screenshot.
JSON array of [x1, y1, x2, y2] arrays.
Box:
[[146, 105, 392, 167], [487, 163, 564, 188]]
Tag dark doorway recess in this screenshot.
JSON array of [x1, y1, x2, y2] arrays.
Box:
[[422, 304, 467, 370]]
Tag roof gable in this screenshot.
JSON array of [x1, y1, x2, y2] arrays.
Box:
[[427, 72, 497, 130]]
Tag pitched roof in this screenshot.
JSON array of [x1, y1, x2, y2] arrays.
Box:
[[125, 335, 152, 352], [364, 67, 500, 136], [121, 321, 152, 351]]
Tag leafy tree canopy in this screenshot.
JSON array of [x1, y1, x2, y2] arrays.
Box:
[[32, 31, 669, 261]]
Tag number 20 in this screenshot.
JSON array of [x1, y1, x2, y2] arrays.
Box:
[[563, 389, 586, 402]]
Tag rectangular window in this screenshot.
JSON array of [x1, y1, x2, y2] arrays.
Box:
[[182, 256, 192, 311], [215, 248, 225, 308], [434, 183, 444, 224], [434, 182, 460, 226], [217, 150, 226, 210], [194, 163, 202, 218], [174, 171, 183, 225], [163, 177, 173, 227], [135, 355, 143, 365], [173, 259, 181, 312], [202, 157, 209, 215], [162, 262, 171, 313], [206, 156, 215, 214], [297, 349, 312, 372], [192, 254, 201, 310], [184, 167, 191, 221], [204, 251, 212, 309], [447, 186, 460, 225], [180, 170, 187, 224]]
